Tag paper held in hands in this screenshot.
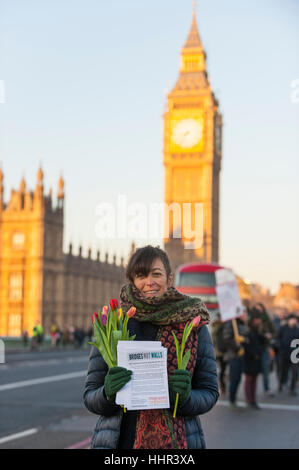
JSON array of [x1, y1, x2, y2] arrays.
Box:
[[116, 341, 170, 411]]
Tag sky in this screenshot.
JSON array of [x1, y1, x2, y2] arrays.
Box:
[[0, 0, 298, 294]]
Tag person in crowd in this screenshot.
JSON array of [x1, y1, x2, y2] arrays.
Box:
[[211, 313, 228, 395], [83, 245, 219, 449], [277, 313, 299, 396], [31, 325, 42, 351], [36, 323, 44, 345], [62, 328, 70, 347], [253, 303, 276, 397], [222, 309, 249, 408], [22, 330, 29, 347], [243, 312, 267, 409], [273, 309, 289, 380], [242, 299, 253, 321], [51, 324, 58, 348]]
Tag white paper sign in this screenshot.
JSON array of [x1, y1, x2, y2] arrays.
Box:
[[215, 268, 243, 322], [116, 341, 170, 411]]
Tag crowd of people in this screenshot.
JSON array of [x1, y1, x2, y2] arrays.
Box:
[[211, 302, 299, 409], [22, 324, 92, 350]]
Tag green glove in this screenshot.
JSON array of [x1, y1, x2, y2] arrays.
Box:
[[169, 369, 191, 408], [104, 366, 132, 403]]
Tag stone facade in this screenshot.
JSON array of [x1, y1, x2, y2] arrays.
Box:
[[0, 167, 125, 336], [163, 6, 222, 272]]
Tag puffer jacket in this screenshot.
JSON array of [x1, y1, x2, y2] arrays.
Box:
[[83, 320, 219, 449]]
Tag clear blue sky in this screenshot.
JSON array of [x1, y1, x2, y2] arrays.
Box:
[[0, 0, 298, 294]]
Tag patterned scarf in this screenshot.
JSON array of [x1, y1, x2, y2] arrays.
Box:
[[119, 283, 210, 449]]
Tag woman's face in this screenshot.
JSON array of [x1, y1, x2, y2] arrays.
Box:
[[133, 257, 173, 299]]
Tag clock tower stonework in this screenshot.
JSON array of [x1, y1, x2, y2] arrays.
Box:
[[163, 6, 222, 274]]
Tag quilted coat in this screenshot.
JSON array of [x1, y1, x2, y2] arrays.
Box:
[[83, 319, 219, 449]]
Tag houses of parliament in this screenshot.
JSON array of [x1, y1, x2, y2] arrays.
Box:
[[0, 6, 222, 336]]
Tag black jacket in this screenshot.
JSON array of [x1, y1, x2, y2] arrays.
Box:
[[83, 320, 219, 449], [222, 318, 249, 361], [276, 324, 299, 360], [243, 327, 267, 375]]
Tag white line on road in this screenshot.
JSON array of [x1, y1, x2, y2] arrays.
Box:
[[0, 370, 86, 392], [218, 400, 299, 412], [0, 428, 38, 445]]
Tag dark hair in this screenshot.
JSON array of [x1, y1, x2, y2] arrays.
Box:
[[125, 245, 172, 284]]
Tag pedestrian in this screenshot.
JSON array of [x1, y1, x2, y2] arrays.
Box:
[[62, 328, 70, 347], [222, 310, 249, 408], [243, 312, 267, 409], [211, 313, 228, 395], [22, 330, 29, 347], [277, 313, 299, 396], [253, 303, 276, 397], [273, 308, 288, 381], [31, 325, 39, 351], [51, 324, 57, 348], [83, 245, 219, 449]]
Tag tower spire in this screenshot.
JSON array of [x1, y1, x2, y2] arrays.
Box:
[[183, 1, 202, 49], [179, 2, 206, 74]]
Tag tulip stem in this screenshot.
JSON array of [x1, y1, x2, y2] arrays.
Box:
[[173, 393, 179, 418]]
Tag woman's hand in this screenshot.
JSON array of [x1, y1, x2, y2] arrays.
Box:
[[104, 366, 132, 403], [169, 369, 191, 408]]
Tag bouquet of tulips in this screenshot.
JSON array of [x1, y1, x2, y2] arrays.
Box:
[[89, 299, 137, 369], [171, 315, 201, 418]]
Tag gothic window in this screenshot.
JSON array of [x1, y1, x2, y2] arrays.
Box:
[[12, 232, 25, 249], [8, 313, 22, 336], [9, 273, 24, 300]]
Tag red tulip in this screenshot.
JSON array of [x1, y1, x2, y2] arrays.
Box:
[[92, 312, 99, 324], [109, 299, 118, 311], [126, 306, 136, 318], [192, 315, 201, 327]]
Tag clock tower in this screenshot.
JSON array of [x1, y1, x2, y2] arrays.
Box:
[[163, 3, 222, 272]]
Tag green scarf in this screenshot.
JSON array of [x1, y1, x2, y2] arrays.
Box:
[[120, 282, 210, 325]]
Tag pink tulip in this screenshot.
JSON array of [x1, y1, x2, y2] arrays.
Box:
[[192, 315, 201, 327], [126, 306, 136, 318], [102, 306, 108, 316]]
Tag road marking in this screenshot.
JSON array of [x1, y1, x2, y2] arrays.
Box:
[[218, 400, 299, 412], [66, 437, 91, 449], [0, 428, 38, 445], [0, 370, 86, 392]]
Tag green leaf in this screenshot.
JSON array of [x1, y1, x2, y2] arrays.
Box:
[[181, 349, 191, 370], [96, 324, 114, 364], [111, 330, 123, 364], [129, 334, 136, 341], [172, 331, 182, 369], [122, 316, 129, 340], [88, 342, 114, 368]]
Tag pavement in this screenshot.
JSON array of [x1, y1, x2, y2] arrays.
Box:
[[0, 348, 298, 449]]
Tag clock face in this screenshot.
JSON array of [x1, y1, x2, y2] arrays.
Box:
[[172, 119, 203, 149]]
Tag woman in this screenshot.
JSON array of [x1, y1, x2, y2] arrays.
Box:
[[83, 245, 219, 449], [243, 312, 267, 409]]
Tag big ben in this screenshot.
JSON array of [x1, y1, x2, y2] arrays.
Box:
[[163, 3, 222, 272]]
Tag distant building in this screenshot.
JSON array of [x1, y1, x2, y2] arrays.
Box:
[[0, 167, 125, 336], [274, 283, 299, 312]]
